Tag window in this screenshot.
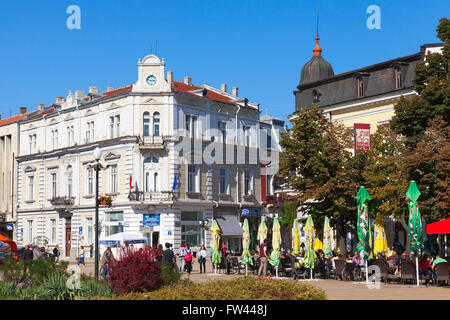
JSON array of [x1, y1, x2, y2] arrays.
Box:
[[50, 172, 57, 198], [51, 129, 58, 150], [115, 115, 120, 137], [243, 126, 250, 147], [87, 168, 94, 195], [27, 220, 33, 244], [67, 167, 73, 197], [218, 121, 227, 143], [105, 211, 124, 236], [395, 67, 402, 89], [50, 219, 57, 244], [154, 172, 159, 192], [181, 211, 204, 247], [27, 176, 34, 201], [153, 112, 160, 136], [86, 217, 93, 244], [109, 115, 120, 138], [187, 165, 198, 192], [244, 170, 252, 196], [143, 112, 150, 136], [185, 114, 198, 138], [357, 77, 364, 98], [28, 134, 36, 154], [219, 168, 228, 194], [110, 164, 118, 193], [109, 116, 115, 138], [67, 126, 74, 146], [86, 121, 94, 143], [266, 131, 272, 156]]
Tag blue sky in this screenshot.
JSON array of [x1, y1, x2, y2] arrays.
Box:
[[0, 0, 448, 123]]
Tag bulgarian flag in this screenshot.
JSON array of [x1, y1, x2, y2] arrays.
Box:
[[129, 174, 133, 191]]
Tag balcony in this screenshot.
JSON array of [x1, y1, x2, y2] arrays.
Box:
[[128, 191, 173, 203], [138, 135, 165, 150], [50, 196, 75, 214]]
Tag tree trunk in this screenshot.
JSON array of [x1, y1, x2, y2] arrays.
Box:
[[336, 215, 348, 256], [399, 216, 410, 253]]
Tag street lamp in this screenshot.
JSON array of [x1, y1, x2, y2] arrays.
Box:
[[199, 219, 209, 247], [92, 147, 103, 281]]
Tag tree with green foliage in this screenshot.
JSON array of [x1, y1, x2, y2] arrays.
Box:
[[391, 18, 449, 149], [279, 104, 355, 255]]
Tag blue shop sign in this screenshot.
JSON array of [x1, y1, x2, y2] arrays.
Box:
[[241, 209, 261, 217], [142, 214, 160, 227]]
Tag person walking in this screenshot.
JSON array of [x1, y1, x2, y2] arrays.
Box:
[[32, 245, 41, 261], [156, 244, 163, 264], [198, 245, 207, 274], [100, 247, 115, 279], [184, 244, 193, 274], [178, 244, 186, 272], [77, 246, 85, 266], [53, 245, 60, 264], [258, 239, 269, 278], [162, 243, 175, 269]]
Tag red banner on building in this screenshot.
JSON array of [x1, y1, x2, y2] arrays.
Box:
[[354, 123, 370, 151]]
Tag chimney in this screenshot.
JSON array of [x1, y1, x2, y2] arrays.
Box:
[[107, 86, 113, 92], [89, 87, 98, 95], [232, 87, 239, 97], [55, 97, 65, 104], [221, 84, 227, 93], [184, 76, 192, 86], [38, 104, 45, 111], [167, 71, 174, 85], [75, 90, 85, 100], [20, 107, 27, 115]]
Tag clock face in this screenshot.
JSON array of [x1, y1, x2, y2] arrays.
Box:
[[146, 75, 157, 87]]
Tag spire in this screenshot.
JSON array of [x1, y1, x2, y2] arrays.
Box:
[[313, 7, 322, 56]]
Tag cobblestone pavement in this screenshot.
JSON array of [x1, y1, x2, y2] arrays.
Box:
[[70, 259, 450, 300]]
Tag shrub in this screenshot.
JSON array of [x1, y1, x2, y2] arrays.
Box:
[[76, 279, 113, 299], [161, 263, 182, 286], [106, 277, 327, 300], [107, 247, 163, 294]]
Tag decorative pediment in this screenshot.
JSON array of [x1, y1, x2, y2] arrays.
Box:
[[50, 118, 58, 125], [107, 102, 121, 110], [143, 97, 155, 103], [24, 166, 36, 172], [85, 109, 94, 116], [104, 152, 121, 161]]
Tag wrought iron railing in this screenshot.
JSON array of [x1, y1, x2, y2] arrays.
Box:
[[128, 191, 173, 202]]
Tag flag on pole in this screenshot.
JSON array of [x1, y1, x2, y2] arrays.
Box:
[[172, 174, 178, 191]]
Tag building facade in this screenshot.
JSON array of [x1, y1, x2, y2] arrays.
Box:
[[14, 54, 264, 257]]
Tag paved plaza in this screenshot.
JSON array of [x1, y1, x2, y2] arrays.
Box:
[[71, 259, 450, 300]]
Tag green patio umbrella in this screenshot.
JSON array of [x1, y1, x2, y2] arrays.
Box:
[[210, 219, 221, 273], [406, 181, 423, 286], [292, 219, 301, 255], [323, 217, 333, 258], [269, 218, 281, 270], [356, 186, 371, 261], [241, 219, 253, 269], [303, 216, 317, 279]]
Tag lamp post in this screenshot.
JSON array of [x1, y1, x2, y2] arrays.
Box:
[[92, 147, 103, 281]]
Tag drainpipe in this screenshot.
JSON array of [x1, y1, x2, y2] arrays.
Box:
[[235, 105, 241, 204]]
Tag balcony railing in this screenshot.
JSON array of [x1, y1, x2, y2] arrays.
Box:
[[128, 191, 173, 202], [50, 196, 75, 206], [138, 135, 165, 149]]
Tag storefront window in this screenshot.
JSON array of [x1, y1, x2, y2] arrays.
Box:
[[105, 211, 123, 236], [181, 211, 204, 247]]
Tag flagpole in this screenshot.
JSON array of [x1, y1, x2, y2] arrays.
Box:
[[366, 260, 369, 285]]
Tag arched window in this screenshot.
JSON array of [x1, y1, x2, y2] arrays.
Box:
[[144, 156, 159, 163], [153, 112, 160, 136], [395, 67, 402, 89], [154, 172, 159, 192], [143, 112, 150, 136], [145, 172, 150, 192]]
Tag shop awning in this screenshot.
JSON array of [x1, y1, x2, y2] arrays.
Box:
[[426, 218, 450, 234], [216, 215, 243, 238]]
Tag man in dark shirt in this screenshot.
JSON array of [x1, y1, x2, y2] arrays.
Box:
[[162, 242, 175, 269]]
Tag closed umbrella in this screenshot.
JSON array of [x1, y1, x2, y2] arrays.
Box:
[[373, 213, 388, 257], [269, 218, 281, 276], [257, 220, 268, 245], [323, 217, 333, 258], [292, 219, 301, 255], [210, 219, 221, 274], [356, 186, 371, 284], [241, 219, 253, 275], [406, 181, 423, 286], [304, 216, 317, 279]]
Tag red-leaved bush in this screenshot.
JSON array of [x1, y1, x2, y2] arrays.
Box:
[[107, 247, 163, 294]]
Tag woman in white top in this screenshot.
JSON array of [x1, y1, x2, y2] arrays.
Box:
[[198, 245, 207, 274], [77, 246, 85, 266]]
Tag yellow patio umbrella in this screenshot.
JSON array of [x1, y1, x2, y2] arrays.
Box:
[[314, 238, 323, 252], [373, 213, 388, 256], [257, 220, 268, 245], [269, 218, 281, 268], [292, 219, 301, 255], [210, 220, 221, 268], [323, 217, 333, 258], [241, 219, 253, 266]]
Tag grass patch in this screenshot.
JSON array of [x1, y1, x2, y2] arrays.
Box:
[[97, 277, 326, 300]]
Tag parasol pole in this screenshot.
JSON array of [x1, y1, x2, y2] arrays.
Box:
[[310, 268, 313, 280], [365, 260, 369, 285], [275, 266, 279, 278], [416, 257, 419, 287], [246, 264, 248, 276]]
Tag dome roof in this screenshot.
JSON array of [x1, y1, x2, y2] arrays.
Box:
[[299, 36, 334, 86]]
